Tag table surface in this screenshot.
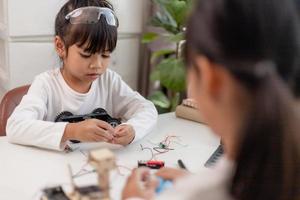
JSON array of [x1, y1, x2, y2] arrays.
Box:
[[0, 112, 220, 200]]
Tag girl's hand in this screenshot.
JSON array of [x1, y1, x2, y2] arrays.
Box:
[[112, 124, 135, 146], [122, 168, 157, 200], [155, 167, 189, 181], [63, 119, 114, 142]]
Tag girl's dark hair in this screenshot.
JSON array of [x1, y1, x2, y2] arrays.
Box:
[[293, 0, 300, 97], [55, 0, 118, 55], [185, 0, 300, 199]]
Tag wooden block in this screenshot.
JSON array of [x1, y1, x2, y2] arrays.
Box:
[[89, 148, 115, 161], [182, 98, 198, 109], [89, 148, 116, 172], [175, 104, 206, 124]]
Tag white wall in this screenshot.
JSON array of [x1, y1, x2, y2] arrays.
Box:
[[0, 0, 149, 100]]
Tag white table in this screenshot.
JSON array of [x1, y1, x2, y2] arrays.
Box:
[[0, 113, 220, 200]]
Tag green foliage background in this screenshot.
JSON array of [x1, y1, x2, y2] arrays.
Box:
[[143, 0, 192, 113]]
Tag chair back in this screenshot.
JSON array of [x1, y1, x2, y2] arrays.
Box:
[[0, 85, 30, 136]]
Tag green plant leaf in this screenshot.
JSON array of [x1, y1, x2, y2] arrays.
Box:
[[165, 32, 184, 43], [153, 0, 169, 4], [151, 0, 180, 34], [151, 13, 178, 34], [142, 32, 159, 43], [151, 49, 175, 63], [158, 58, 186, 92], [164, 0, 187, 27], [148, 91, 171, 109], [149, 0, 190, 34], [171, 92, 180, 111], [150, 68, 160, 81]]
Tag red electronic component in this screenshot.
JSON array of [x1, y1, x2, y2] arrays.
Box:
[[138, 160, 165, 169]]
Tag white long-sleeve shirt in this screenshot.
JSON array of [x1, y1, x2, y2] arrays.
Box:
[[6, 68, 158, 151]]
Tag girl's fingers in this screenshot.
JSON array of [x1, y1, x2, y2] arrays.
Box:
[[95, 120, 114, 133], [114, 129, 127, 137], [114, 125, 125, 132], [122, 168, 151, 199], [114, 125, 134, 137], [113, 136, 127, 145], [81, 133, 108, 143], [114, 125, 127, 136], [91, 134, 109, 142], [145, 175, 159, 189], [131, 167, 151, 182], [156, 167, 188, 181], [94, 127, 114, 140], [155, 168, 177, 180]]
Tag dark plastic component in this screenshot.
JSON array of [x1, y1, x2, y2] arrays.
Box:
[[55, 108, 121, 143], [42, 186, 70, 200], [55, 108, 121, 128], [204, 145, 223, 167]]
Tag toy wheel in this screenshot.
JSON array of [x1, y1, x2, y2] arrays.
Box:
[[55, 111, 73, 122], [107, 119, 121, 128], [92, 108, 107, 115]]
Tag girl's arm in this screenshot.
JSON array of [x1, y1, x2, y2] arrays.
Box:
[[6, 76, 68, 151], [110, 71, 158, 143]]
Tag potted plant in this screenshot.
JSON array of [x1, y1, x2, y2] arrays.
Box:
[[142, 0, 191, 113]]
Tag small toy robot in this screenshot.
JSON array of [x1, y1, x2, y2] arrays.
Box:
[[55, 108, 121, 143], [55, 108, 121, 128]]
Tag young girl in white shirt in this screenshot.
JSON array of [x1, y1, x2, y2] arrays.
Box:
[[122, 0, 300, 199], [6, 0, 158, 151]]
